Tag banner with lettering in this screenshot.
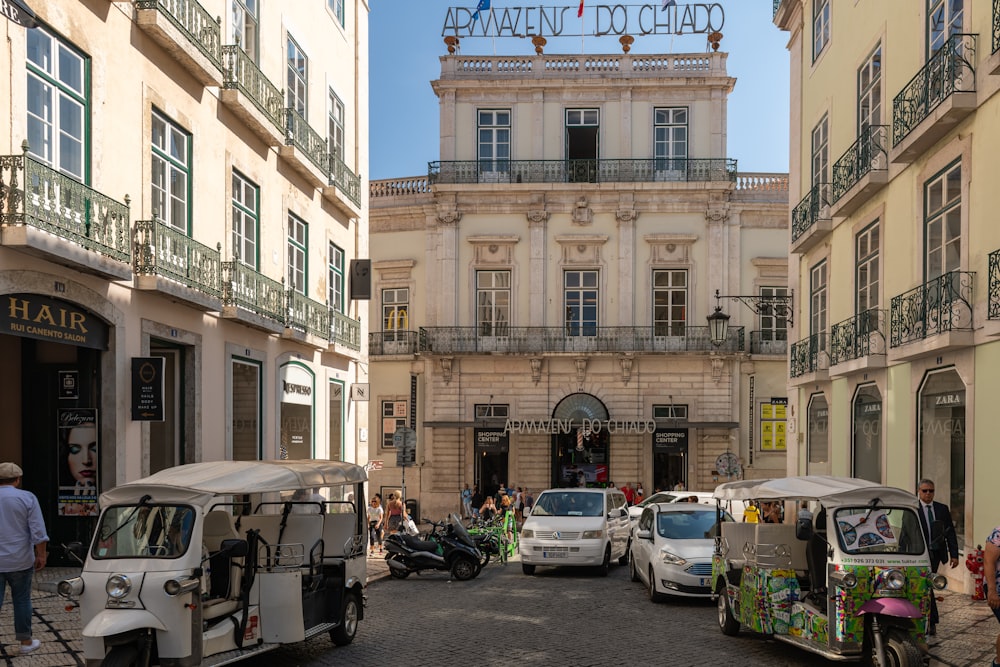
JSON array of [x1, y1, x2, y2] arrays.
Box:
[[57, 408, 99, 517]]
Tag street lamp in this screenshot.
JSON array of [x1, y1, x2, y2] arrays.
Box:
[[707, 289, 794, 346]]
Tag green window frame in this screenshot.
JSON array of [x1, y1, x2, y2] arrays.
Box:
[[328, 242, 344, 313], [232, 170, 259, 268], [151, 110, 191, 233], [858, 44, 882, 131], [329, 89, 345, 161], [811, 113, 828, 187], [287, 213, 308, 294], [927, 0, 963, 57], [231, 0, 259, 62], [328, 0, 345, 27], [856, 221, 880, 313], [810, 260, 828, 336]]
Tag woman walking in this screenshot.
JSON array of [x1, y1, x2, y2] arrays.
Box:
[[385, 492, 406, 534], [367, 496, 384, 555]]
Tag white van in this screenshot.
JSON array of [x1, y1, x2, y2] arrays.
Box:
[[519, 488, 630, 576]]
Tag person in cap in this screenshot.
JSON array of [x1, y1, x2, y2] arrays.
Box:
[[0, 462, 49, 655]]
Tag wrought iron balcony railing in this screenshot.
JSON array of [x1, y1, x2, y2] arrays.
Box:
[[791, 183, 831, 242], [829, 309, 886, 365], [790, 332, 829, 378], [749, 330, 788, 355], [135, 0, 223, 72], [773, 0, 782, 18], [134, 219, 220, 296], [417, 325, 744, 355], [890, 271, 974, 347], [893, 33, 977, 147], [286, 290, 330, 339], [369, 331, 421, 355], [990, 249, 1000, 319], [0, 150, 131, 263], [221, 261, 285, 323], [221, 45, 285, 133], [994, 0, 1000, 54], [330, 310, 361, 350], [285, 109, 330, 174], [832, 125, 888, 202], [428, 158, 737, 185], [328, 152, 361, 207]]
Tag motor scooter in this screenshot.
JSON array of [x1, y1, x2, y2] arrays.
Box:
[[385, 513, 483, 581]]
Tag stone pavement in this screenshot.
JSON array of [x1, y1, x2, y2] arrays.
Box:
[[0, 559, 994, 666]]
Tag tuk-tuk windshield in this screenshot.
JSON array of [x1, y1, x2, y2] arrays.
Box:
[[833, 506, 925, 555], [92, 505, 196, 559]]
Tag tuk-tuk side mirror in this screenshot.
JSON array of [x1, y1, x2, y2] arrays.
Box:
[[795, 518, 813, 541], [63, 541, 86, 564], [220, 538, 249, 557]]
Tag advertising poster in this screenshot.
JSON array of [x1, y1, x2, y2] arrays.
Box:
[[57, 408, 99, 517]]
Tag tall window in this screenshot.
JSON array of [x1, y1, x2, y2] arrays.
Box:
[[759, 286, 789, 341], [328, 90, 345, 161], [564, 270, 599, 336], [26, 27, 87, 181], [852, 384, 882, 483], [328, 243, 344, 313], [232, 171, 258, 268], [286, 36, 308, 117], [382, 288, 409, 340], [151, 111, 191, 233], [856, 221, 880, 313], [810, 261, 828, 336], [328, 0, 345, 27], [813, 0, 830, 61], [807, 393, 829, 466], [231, 358, 261, 461], [811, 114, 829, 187], [329, 380, 344, 462], [287, 213, 307, 293], [478, 110, 510, 171], [652, 270, 687, 336], [231, 0, 258, 61], [653, 107, 688, 169], [477, 270, 510, 336], [924, 161, 961, 280], [858, 44, 882, 131], [928, 0, 963, 56], [381, 400, 407, 449]]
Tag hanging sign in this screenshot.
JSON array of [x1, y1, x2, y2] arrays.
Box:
[[131, 357, 165, 421], [1, 0, 37, 28]]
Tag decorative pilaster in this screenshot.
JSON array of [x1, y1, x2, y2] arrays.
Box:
[[526, 209, 549, 226], [441, 357, 454, 384], [529, 357, 543, 384], [619, 355, 634, 385]]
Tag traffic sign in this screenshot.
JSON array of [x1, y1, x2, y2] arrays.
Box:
[[394, 427, 417, 467]]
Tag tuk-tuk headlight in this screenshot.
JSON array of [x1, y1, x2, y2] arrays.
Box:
[[884, 569, 906, 590], [830, 570, 858, 589], [105, 574, 132, 599], [931, 573, 948, 590], [57, 577, 84, 599]]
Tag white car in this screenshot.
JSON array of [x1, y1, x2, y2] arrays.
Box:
[[627, 491, 717, 524], [629, 503, 733, 600]]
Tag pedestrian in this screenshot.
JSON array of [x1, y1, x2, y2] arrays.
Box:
[[0, 462, 48, 655], [621, 482, 635, 506], [635, 483, 644, 503], [367, 496, 384, 555], [514, 487, 524, 522], [742, 500, 760, 523], [470, 485, 483, 520], [461, 483, 472, 519], [797, 501, 813, 523], [984, 521, 1000, 667], [524, 488, 534, 515], [761, 501, 782, 524], [916, 479, 958, 635], [480, 496, 497, 522], [385, 492, 406, 534]]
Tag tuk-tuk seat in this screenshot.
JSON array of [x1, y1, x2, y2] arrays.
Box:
[[322, 513, 358, 560], [202, 598, 242, 621], [239, 515, 281, 548], [754, 523, 808, 571], [278, 515, 326, 561], [720, 522, 757, 567]]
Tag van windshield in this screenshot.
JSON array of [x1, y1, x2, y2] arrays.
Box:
[[530, 492, 603, 517], [833, 507, 926, 555], [93, 505, 196, 559]]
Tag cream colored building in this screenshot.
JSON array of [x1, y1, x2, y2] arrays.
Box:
[[0, 0, 368, 552], [775, 0, 1000, 589], [368, 45, 789, 521]]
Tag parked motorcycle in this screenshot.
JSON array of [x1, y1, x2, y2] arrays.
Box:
[[385, 513, 483, 581]]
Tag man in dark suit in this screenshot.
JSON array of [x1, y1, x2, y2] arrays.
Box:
[[917, 479, 959, 635]]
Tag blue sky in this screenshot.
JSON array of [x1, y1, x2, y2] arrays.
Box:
[[369, 1, 789, 180]]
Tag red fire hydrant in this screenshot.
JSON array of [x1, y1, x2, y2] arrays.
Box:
[[966, 545, 985, 601]]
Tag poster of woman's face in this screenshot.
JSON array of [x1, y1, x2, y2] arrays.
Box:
[[58, 408, 99, 517]]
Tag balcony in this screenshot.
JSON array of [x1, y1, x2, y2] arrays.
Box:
[[830, 125, 889, 218], [891, 34, 977, 164], [135, 0, 223, 87], [790, 183, 832, 254], [789, 333, 829, 384], [220, 261, 285, 333], [988, 249, 1000, 335], [279, 110, 329, 188], [828, 309, 887, 376], [0, 150, 131, 279], [369, 331, 421, 356], [330, 310, 361, 352], [322, 152, 362, 217], [220, 45, 285, 146], [988, 0, 1000, 74], [428, 158, 737, 185], [888, 271, 974, 362], [417, 325, 745, 355], [748, 331, 787, 356], [134, 219, 221, 310], [284, 290, 330, 347]]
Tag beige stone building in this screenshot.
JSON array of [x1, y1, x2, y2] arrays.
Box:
[[368, 45, 789, 521], [775, 0, 1000, 589], [0, 0, 368, 553]]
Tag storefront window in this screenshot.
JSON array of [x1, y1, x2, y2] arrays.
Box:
[[918, 368, 965, 550], [807, 393, 828, 470], [852, 384, 882, 483], [232, 359, 261, 460], [279, 362, 314, 459], [329, 380, 343, 462]]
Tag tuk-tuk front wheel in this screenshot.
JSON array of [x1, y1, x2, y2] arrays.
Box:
[[717, 586, 740, 636], [330, 592, 360, 646], [865, 628, 924, 667]]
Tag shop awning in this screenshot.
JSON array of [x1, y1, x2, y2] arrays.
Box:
[[1, 0, 38, 28]]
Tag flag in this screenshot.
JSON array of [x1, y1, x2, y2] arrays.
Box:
[[472, 0, 490, 22], [662, 0, 676, 7], [578, 0, 584, 18]]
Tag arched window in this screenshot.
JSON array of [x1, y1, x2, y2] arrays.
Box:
[[918, 368, 965, 550], [852, 384, 882, 483], [807, 393, 829, 472]]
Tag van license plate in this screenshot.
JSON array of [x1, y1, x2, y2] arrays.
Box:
[[543, 551, 567, 559]]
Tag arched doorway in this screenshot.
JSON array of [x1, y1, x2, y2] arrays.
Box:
[[551, 393, 610, 488]]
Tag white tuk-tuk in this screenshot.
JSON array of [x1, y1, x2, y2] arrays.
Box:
[[58, 460, 368, 667], [712, 476, 946, 666]]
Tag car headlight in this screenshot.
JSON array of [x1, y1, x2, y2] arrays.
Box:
[[660, 550, 687, 566], [884, 569, 906, 590], [582, 530, 604, 539], [105, 574, 132, 599], [57, 577, 84, 599], [521, 528, 533, 538], [931, 573, 948, 590]]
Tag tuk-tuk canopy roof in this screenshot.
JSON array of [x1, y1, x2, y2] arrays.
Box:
[[100, 460, 368, 508], [713, 476, 918, 508]]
